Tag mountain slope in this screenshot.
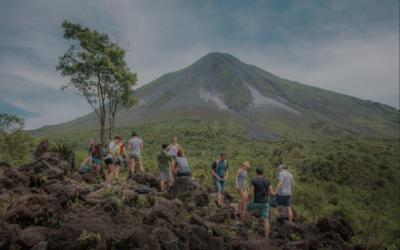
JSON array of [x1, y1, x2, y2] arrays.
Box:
[[29, 52, 399, 138]]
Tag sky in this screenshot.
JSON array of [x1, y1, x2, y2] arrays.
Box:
[[0, 0, 399, 130]]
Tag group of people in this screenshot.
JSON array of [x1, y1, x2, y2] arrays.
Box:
[[79, 131, 295, 239]]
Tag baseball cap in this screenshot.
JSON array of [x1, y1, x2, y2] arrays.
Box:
[[278, 164, 287, 170], [89, 139, 95, 145], [255, 167, 263, 174]]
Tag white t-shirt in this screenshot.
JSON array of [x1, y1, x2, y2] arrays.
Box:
[[105, 141, 116, 159], [277, 171, 294, 196], [129, 138, 143, 154]]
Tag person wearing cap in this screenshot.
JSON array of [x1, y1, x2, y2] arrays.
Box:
[[210, 152, 229, 207], [78, 139, 102, 176], [236, 167, 274, 239], [270, 164, 295, 222], [235, 161, 251, 214], [128, 131, 144, 179]]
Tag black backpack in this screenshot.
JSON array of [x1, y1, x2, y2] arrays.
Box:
[[136, 184, 150, 194]]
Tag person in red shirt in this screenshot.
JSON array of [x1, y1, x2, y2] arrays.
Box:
[[79, 139, 102, 176], [114, 137, 127, 182]]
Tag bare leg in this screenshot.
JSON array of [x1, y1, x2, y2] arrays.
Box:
[[137, 161, 143, 173], [172, 167, 177, 180], [115, 165, 119, 179], [80, 157, 90, 168], [95, 164, 101, 176], [287, 207, 293, 222], [105, 164, 115, 185], [129, 159, 135, 174], [160, 180, 165, 191], [269, 207, 276, 223], [238, 191, 245, 211], [240, 208, 248, 225], [216, 190, 222, 204], [263, 219, 270, 238], [167, 181, 172, 189], [243, 193, 248, 211]]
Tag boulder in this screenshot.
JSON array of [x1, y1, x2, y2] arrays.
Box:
[[0, 222, 14, 250], [190, 214, 227, 238], [228, 239, 278, 250], [278, 221, 303, 240], [186, 202, 197, 212], [284, 241, 306, 249], [210, 205, 236, 223], [5, 195, 63, 228], [17, 227, 49, 249], [44, 184, 78, 206], [18, 159, 64, 181], [301, 222, 320, 236], [35, 139, 51, 159], [303, 233, 320, 250], [108, 227, 161, 250], [81, 173, 98, 185], [170, 177, 210, 206], [154, 228, 185, 250], [133, 173, 161, 191], [317, 217, 332, 233], [66, 172, 83, 183], [329, 217, 353, 241], [1, 168, 30, 188], [277, 206, 297, 222], [209, 237, 224, 250], [31, 241, 48, 250], [185, 225, 211, 250], [143, 198, 186, 227]]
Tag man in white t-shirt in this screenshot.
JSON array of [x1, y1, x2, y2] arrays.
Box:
[[270, 164, 295, 222], [128, 131, 144, 179]]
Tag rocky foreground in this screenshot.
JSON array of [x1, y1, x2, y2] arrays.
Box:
[[0, 140, 358, 250]]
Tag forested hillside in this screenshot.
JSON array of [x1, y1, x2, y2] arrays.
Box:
[[46, 117, 400, 248]]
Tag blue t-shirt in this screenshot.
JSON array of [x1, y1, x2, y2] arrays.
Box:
[[211, 160, 229, 179]]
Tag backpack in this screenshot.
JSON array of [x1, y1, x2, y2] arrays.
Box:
[[79, 165, 95, 174], [101, 142, 112, 157], [213, 159, 227, 171], [135, 184, 150, 194], [269, 195, 278, 207]]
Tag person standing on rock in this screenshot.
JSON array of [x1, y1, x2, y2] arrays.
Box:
[[158, 143, 173, 192], [236, 167, 274, 239], [78, 139, 101, 176], [103, 135, 122, 187], [114, 137, 127, 182], [235, 161, 251, 214], [269, 164, 294, 222], [173, 149, 192, 178], [210, 152, 229, 207], [167, 137, 184, 171], [128, 131, 144, 179]]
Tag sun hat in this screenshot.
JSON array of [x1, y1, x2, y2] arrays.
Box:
[[89, 139, 95, 145], [242, 161, 250, 168], [278, 164, 287, 170]]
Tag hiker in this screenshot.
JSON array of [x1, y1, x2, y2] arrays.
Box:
[[103, 135, 123, 187], [269, 164, 295, 222], [172, 149, 192, 178], [157, 143, 173, 192], [210, 152, 229, 207], [235, 161, 251, 214], [78, 139, 101, 176], [167, 137, 184, 169], [236, 167, 274, 239], [114, 137, 127, 182], [128, 131, 144, 179]]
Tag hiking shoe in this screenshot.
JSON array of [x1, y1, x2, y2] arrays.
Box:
[[128, 173, 135, 179], [218, 202, 223, 208], [235, 222, 243, 229], [116, 178, 119, 182], [102, 182, 107, 186]]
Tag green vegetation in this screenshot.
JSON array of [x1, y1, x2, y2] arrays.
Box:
[[50, 143, 74, 161], [45, 117, 399, 248]]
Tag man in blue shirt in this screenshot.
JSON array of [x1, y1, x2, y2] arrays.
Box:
[[210, 152, 229, 207]]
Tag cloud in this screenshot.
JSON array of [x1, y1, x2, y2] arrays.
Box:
[[0, 0, 398, 130]]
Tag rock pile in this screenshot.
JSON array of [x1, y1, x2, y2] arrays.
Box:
[[0, 139, 361, 250]]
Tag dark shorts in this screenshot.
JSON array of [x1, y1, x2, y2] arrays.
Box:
[[172, 155, 176, 160], [177, 172, 192, 177], [104, 158, 114, 165], [273, 195, 292, 207]]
